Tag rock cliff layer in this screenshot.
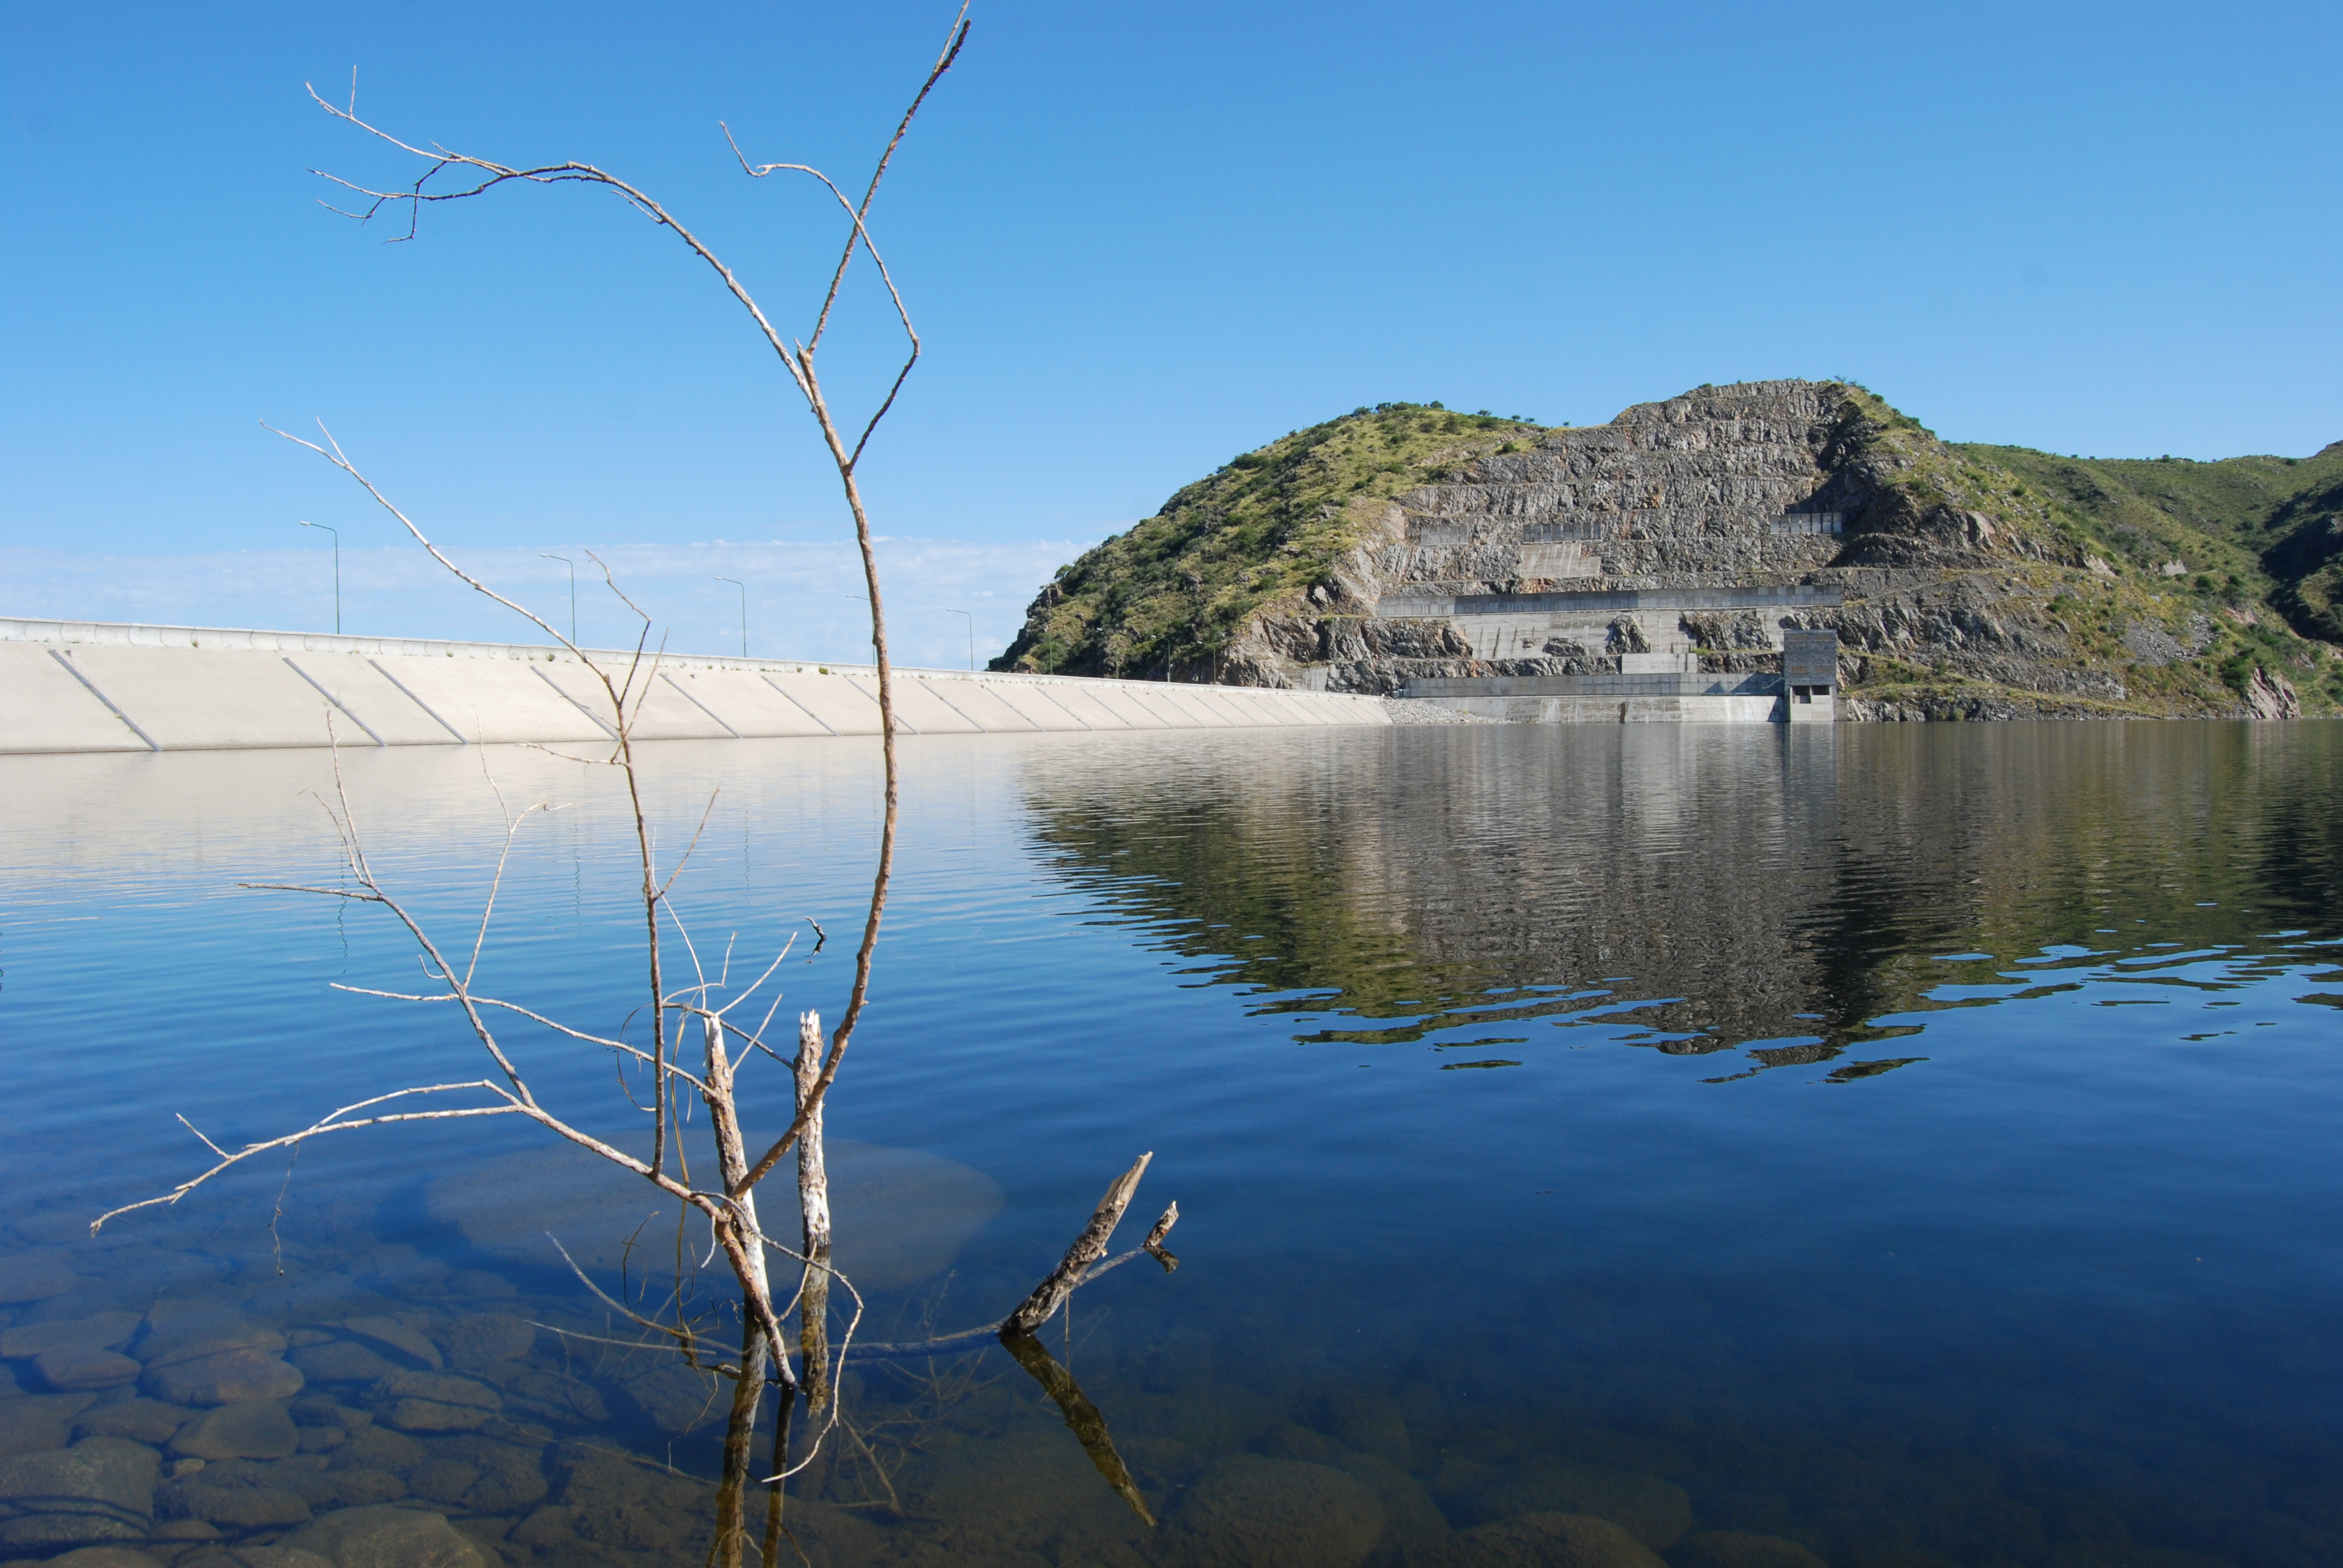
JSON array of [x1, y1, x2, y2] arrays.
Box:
[[997, 382, 2343, 718]]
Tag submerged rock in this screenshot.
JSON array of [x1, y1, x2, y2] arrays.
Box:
[[437, 1313, 534, 1372], [288, 1467, 407, 1511], [281, 1504, 485, 1568], [332, 1319, 441, 1371], [0, 1435, 159, 1549], [362, 1371, 499, 1432], [1435, 1459, 1691, 1550], [169, 1547, 337, 1568], [0, 1391, 100, 1455], [619, 1362, 725, 1436], [28, 1549, 167, 1568], [499, 1369, 608, 1427], [333, 1425, 425, 1472], [76, 1400, 196, 1447], [537, 1442, 712, 1560], [448, 1439, 548, 1514], [1161, 1454, 1386, 1568], [289, 1342, 405, 1387], [287, 1331, 402, 1378], [1665, 1531, 1829, 1568], [425, 1137, 1001, 1291], [404, 1458, 480, 1506], [0, 1251, 79, 1303], [34, 1347, 144, 1393], [159, 1478, 312, 1529], [0, 1312, 141, 1360], [1412, 1511, 1666, 1568], [169, 1402, 300, 1461], [224, 1549, 338, 1568], [1331, 1452, 1449, 1555], [134, 1311, 287, 1371], [142, 1350, 304, 1408], [1300, 1386, 1413, 1466]]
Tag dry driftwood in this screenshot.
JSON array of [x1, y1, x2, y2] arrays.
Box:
[[838, 1171, 1179, 1362], [795, 1008, 834, 1411], [1004, 1152, 1152, 1334]]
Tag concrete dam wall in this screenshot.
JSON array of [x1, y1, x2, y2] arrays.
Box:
[[0, 619, 1391, 756]]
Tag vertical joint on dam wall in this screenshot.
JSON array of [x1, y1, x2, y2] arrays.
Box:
[[0, 618, 1394, 754]]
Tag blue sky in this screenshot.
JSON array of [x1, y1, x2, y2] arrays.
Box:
[[5, 1, 2338, 664]]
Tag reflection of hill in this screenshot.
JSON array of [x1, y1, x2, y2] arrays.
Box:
[[1017, 724, 2343, 1076]]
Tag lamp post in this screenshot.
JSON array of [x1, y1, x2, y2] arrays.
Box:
[[541, 554, 575, 645], [716, 577, 747, 658], [298, 521, 339, 634], [945, 607, 974, 671], [839, 593, 876, 661]]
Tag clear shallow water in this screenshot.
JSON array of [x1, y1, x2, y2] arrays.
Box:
[[1, 722, 2340, 1568]]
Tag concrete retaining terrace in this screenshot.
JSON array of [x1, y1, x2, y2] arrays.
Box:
[[0, 619, 1392, 755]]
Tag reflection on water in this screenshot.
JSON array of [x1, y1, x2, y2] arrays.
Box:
[[1, 723, 2339, 1567], [1022, 724, 2341, 1073]]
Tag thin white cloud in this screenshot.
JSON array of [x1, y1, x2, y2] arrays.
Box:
[[0, 535, 1103, 670]]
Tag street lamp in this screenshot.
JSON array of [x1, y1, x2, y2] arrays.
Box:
[[839, 594, 876, 659], [298, 521, 339, 634], [541, 554, 575, 645], [945, 607, 974, 671], [716, 577, 747, 658]]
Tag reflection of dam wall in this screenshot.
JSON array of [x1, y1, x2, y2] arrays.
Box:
[[0, 618, 1391, 754]]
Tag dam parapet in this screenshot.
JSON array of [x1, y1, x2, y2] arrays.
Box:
[[0, 617, 1390, 755]]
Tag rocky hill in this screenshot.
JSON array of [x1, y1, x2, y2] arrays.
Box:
[[995, 382, 2343, 719]]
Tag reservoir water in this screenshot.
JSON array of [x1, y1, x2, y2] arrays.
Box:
[[2, 721, 2339, 1568]]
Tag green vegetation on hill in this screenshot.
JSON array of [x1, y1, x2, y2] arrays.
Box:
[[2266, 468, 2343, 643], [1930, 440, 2343, 711], [995, 403, 1536, 678], [1975, 441, 2343, 607]]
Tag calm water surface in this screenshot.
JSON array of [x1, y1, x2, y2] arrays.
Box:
[[2, 722, 2339, 1568]]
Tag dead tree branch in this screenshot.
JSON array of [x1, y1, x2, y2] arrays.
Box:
[[1003, 1152, 1153, 1334]]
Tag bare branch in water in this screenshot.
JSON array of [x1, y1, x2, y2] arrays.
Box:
[[1003, 1153, 1153, 1335], [1143, 1201, 1181, 1272]]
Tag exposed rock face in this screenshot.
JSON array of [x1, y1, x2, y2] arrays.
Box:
[[1375, 382, 1859, 590], [1227, 381, 2083, 697], [1005, 381, 2341, 717], [2245, 665, 2302, 718]]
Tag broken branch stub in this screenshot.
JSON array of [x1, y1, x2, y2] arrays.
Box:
[[1001, 1152, 1152, 1336], [1142, 1201, 1180, 1272]]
